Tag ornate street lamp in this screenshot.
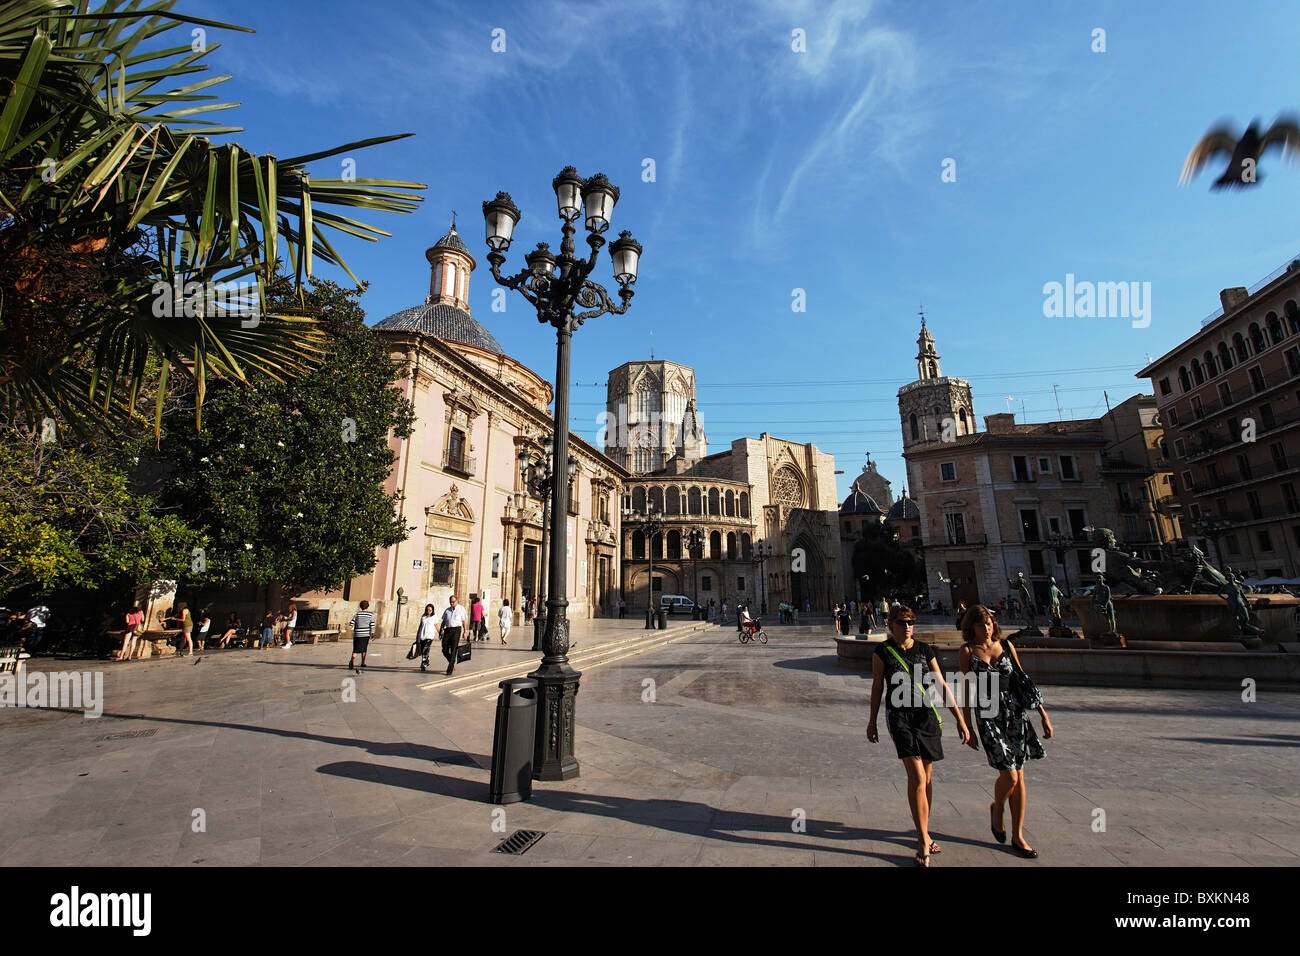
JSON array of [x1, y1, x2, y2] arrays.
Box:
[[756, 539, 775, 615], [1192, 513, 1232, 568], [517, 439, 576, 652], [686, 527, 705, 618], [484, 168, 641, 781], [624, 505, 664, 629], [1046, 530, 1073, 597]]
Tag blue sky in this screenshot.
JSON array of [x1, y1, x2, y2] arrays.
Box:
[[188, 0, 1300, 502]]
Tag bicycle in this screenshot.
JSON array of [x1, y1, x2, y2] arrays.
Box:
[[738, 621, 768, 644]]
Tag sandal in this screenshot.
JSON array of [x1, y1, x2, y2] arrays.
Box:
[[914, 850, 930, 867], [929, 841, 942, 855]]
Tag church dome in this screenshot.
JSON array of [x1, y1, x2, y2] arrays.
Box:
[[372, 302, 504, 355], [840, 489, 884, 516], [886, 496, 919, 521]]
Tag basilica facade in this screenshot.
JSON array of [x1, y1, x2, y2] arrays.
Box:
[[291, 221, 627, 637]]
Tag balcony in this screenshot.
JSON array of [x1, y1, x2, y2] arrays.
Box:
[[1192, 459, 1300, 496], [442, 449, 476, 477]]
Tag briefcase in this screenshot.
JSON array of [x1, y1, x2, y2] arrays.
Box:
[[456, 639, 472, 663]]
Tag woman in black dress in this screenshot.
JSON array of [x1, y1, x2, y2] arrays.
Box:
[[958, 604, 1054, 858], [868, 604, 972, 866]]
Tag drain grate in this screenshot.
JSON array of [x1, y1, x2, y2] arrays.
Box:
[[492, 829, 545, 855], [98, 729, 156, 741]]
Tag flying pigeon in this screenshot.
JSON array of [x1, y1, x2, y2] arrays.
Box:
[[1180, 115, 1300, 189]]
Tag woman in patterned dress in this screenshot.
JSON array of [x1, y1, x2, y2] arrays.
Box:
[[958, 605, 1054, 858]]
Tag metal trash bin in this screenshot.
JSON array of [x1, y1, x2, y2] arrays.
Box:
[[656, 608, 667, 629], [489, 677, 538, 804]]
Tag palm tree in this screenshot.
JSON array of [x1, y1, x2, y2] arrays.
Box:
[[0, 0, 425, 435]]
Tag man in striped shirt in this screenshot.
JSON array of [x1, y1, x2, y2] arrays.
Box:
[[348, 600, 376, 673]]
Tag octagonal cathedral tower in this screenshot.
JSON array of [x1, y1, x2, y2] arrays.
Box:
[[897, 318, 975, 448]]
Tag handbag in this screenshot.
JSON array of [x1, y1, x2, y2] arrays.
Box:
[[1004, 642, 1044, 710], [456, 638, 472, 663], [406, 640, 418, 661]]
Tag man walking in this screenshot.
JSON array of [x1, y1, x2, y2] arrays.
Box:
[[498, 600, 512, 644], [438, 595, 468, 676], [348, 600, 375, 673]]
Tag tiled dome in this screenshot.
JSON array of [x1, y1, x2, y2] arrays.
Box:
[[840, 489, 884, 516], [429, 225, 469, 256], [887, 496, 920, 521], [372, 303, 504, 354]]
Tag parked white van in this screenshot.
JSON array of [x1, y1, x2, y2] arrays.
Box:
[[659, 594, 697, 616]]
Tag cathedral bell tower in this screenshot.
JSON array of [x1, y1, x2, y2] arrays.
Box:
[[897, 316, 976, 449]]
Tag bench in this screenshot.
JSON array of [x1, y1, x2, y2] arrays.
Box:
[[0, 643, 30, 674], [294, 629, 342, 645]]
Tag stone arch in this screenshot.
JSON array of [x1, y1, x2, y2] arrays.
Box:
[[632, 486, 646, 512], [1178, 366, 1191, 392], [1233, 332, 1249, 363], [649, 486, 664, 513], [909, 413, 919, 440], [741, 533, 752, 560], [1249, 321, 1266, 353], [709, 530, 722, 558], [1202, 350, 1217, 377], [1218, 341, 1234, 372], [667, 529, 681, 560], [666, 485, 681, 514], [1286, 300, 1300, 335], [688, 487, 702, 514], [726, 532, 737, 559], [740, 492, 750, 518], [1191, 358, 1204, 386], [724, 490, 735, 516], [632, 531, 646, 559], [708, 487, 720, 515], [1267, 311, 1285, 344], [789, 533, 826, 611]]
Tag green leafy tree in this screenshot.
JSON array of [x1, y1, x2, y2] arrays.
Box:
[[158, 278, 414, 593], [851, 521, 926, 603], [0, 421, 202, 600], [0, 0, 424, 435]]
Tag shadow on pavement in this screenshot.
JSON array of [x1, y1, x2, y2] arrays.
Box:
[[315, 760, 977, 864]]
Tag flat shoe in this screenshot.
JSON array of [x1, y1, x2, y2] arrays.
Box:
[[1012, 843, 1038, 859], [990, 803, 1006, 844]]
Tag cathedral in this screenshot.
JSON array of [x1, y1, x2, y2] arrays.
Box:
[[270, 217, 844, 633], [608, 362, 842, 613]]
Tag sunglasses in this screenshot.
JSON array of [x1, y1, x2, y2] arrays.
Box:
[[895, 619, 916, 626]]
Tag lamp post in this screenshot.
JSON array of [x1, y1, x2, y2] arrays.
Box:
[[518, 440, 577, 652], [1046, 531, 1073, 597], [484, 168, 641, 781], [1192, 514, 1232, 568], [755, 538, 774, 615], [624, 506, 664, 628], [686, 527, 704, 618]]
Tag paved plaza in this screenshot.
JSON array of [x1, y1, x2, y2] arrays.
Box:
[[1, 618, 1297, 867]]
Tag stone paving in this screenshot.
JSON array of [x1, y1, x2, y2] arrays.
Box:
[[1, 618, 1296, 867]]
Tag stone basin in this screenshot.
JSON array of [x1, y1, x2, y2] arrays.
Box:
[[1068, 594, 1299, 646]]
